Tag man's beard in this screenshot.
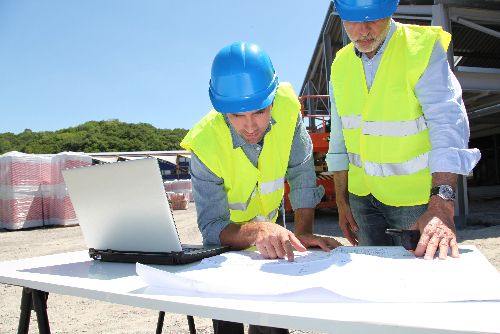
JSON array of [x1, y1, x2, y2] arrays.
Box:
[[349, 21, 390, 54]]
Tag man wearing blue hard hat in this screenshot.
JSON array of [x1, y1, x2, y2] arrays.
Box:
[[182, 42, 341, 334], [327, 0, 480, 259]]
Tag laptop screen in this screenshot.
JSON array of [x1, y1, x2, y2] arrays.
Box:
[[62, 158, 184, 253]]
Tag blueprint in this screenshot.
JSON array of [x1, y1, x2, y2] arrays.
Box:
[[136, 245, 500, 303]]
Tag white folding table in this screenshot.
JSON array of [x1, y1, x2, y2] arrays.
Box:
[[0, 250, 499, 334]]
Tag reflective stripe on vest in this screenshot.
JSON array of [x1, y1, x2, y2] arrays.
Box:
[[228, 187, 257, 211], [349, 152, 429, 177], [341, 115, 361, 129], [362, 115, 427, 137], [341, 115, 427, 136], [181, 82, 299, 223], [331, 23, 451, 206], [253, 208, 278, 222], [228, 176, 285, 211], [260, 176, 285, 195]]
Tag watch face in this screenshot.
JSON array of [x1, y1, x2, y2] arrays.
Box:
[[439, 185, 455, 200]]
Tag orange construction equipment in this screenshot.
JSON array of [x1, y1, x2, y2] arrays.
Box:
[[284, 95, 336, 213]]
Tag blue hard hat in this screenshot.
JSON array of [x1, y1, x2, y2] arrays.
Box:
[[209, 42, 279, 113], [333, 0, 399, 22]]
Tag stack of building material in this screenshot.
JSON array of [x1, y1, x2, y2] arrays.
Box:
[[0, 152, 47, 229], [164, 179, 193, 202], [0, 151, 91, 230], [42, 152, 92, 226], [166, 192, 190, 210]]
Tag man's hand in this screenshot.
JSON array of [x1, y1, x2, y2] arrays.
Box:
[[296, 233, 343, 251], [412, 197, 459, 260], [252, 222, 306, 262], [337, 201, 358, 246], [220, 221, 305, 261]]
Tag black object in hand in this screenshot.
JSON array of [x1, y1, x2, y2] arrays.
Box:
[[385, 229, 421, 251]]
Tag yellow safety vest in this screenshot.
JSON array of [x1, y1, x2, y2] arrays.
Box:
[[331, 23, 451, 206], [181, 83, 299, 223]]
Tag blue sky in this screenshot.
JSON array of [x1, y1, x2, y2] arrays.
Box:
[[0, 0, 331, 135]]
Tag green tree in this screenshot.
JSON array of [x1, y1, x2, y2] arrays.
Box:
[[0, 120, 188, 154]]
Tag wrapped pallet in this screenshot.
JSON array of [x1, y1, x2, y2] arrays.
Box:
[[166, 192, 189, 210], [0, 151, 92, 229], [42, 152, 92, 226], [164, 179, 193, 202], [0, 152, 48, 229]]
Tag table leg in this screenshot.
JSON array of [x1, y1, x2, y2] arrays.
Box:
[[187, 315, 196, 334], [17, 288, 51, 334], [18, 288, 32, 334], [32, 289, 50, 334], [156, 311, 165, 334], [156, 312, 196, 334]]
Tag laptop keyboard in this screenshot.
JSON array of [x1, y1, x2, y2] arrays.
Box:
[[183, 247, 205, 253]]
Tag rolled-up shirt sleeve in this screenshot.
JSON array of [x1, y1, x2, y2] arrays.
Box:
[[286, 115, 325, 210], [189, 152, 230, 245], [326, 81, 349, 172], [416, 40, 481, 175]]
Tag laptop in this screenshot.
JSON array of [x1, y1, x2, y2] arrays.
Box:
[[62, 157, 229, 265]]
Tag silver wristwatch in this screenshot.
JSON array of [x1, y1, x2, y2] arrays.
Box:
[[430, 185, 456, 201]]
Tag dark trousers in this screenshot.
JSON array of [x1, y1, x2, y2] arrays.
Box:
[[212, 319, 289, 334], [348, 193, 427, 246]]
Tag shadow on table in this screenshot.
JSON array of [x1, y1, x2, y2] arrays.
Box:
[[21, 260, 136, 280], [131, 285, 367, 303]]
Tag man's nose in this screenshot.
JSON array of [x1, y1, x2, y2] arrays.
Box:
[[357, 22, 370, 36], [243, 115, 257, 132]]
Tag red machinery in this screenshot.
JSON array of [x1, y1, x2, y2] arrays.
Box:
[[284, 95, 336, 213]]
